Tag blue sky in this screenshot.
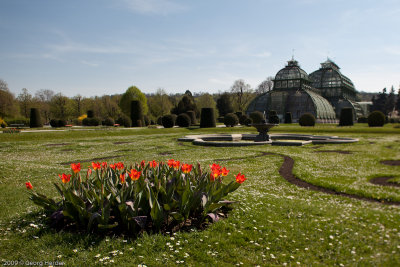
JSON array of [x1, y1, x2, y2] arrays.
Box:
[[1, 0, 399, 97]]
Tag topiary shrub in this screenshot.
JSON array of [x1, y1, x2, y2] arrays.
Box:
[[357, 117, 368, 123], [268, 110, 279, 124], [235, 112, 242, 118], [157, 116, 163, 125], [200, 108, 216, 128], [50, 119, 58, 127], [224, 113, 239, 127], [217, 116, 224, 123], [116, 114, 132, 127], [162, 114, 175, 128], [82, 117, 100, 126], [29, 108, 43, 128], [299, 113, 316, 126], [186, 111, 196, 124], [103, 117, 115, 126], [131, 100, 144, 127], [244, 117, 253, 126], [368, 111, 385, 127], [87, 110, 94, 118], [50, 119, 67, 127], [250, 111, 264, 124], [284, 112, 292, 124], [239, 114, 249, 125], [176, 113, 191, 127], [339, 108, 354, 126], [143, 115, 150, 126]]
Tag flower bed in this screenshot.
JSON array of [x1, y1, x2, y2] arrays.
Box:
[[25, 159, 246, 235]]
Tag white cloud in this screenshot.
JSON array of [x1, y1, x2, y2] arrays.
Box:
[[384, 46, 400, 56], [80, 60, 99, 67], [121, 0, 186, 15]]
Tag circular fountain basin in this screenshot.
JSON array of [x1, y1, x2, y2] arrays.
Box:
[[178, 134, 358, 147]]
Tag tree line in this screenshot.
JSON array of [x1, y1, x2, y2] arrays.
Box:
[[370, 86, 400, 117], [0, 77, 274, 126]]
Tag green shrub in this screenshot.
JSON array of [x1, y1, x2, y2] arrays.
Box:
[[87, 110, 94, 118], [116, 114, 132, 127], [176, 113, 191, 127], [217, 116, 224, 123], [239, 114, 249, 125], [157, 116, 163, 125], [339, 108, 354, 126], [186, 111, 196, 124], [299, 113, 316, 126], [268, 110, 279, 124], [5, 117, 29, 126], [103, 117, 115, 126], [284, 112, 292, 124], [250, 111, 265, 124], [235, 112, 242, 118], [368, 111, 385, 127], [82, 117, 100, 126], [162, 114, 175, 128], [200, 108, 216, 128], [50, 119, 67, 128], [29, 108, 43, 128], [26, 160, 246, 234], [131, 100, 144, 127], [244, 117, 253, 126], [144, 115, 150, 126], [357, 116, 368, 123], [224, 113, 239, 127]]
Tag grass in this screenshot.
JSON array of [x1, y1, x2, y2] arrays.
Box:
[[1, 124, 400, 266]]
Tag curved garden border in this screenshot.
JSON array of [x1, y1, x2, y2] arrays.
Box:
[[212, 152, 400, 206]]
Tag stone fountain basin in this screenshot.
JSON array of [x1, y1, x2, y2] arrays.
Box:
[[178, 134, 358, 147]]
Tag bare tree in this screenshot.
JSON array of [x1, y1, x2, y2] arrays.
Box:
[[230, 79, 254, 112], [256, 76, 274, 94], [0, 79, 9, 91], [17, 88, 33, 118]]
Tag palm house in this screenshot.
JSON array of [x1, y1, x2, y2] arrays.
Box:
[[246, 58, 367, 122]]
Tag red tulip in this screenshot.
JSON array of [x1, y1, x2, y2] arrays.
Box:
[[92, 162, 101, 170], [181, 163, 193, 174], [59, 173, 71, 184], [167, 159, 175, 168], [149, 160, 158, 168], [140, 160, 146, 168], [235, 173, 246, 184], [71, 163, 81, 174], [173, 160, 180, 169], [116, 162, 124, 170], [128, 169, 141, 181], [120, 173, 126, 183], [101, 162, 108, 169], [210, 163, 221, 171], [221, 167, 229, 176], [25, 181, 33, 190]]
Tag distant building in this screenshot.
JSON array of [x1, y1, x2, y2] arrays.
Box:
[[247, 58, 369, 122]]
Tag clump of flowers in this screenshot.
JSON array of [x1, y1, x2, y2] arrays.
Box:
[[26, 159, 246, 234]]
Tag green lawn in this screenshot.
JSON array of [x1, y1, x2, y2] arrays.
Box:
[[1, 124, 400, 266]]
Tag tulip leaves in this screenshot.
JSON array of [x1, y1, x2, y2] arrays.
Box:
[[27, 160, 245, 234]]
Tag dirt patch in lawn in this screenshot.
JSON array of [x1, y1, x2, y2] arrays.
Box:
[[270, 152, 400, 206], [370, 176, 400, 187], [380, 160, 400, 166], [314, 150, 353, 155], [60, 155, 125, 165], [159, 151, 174, 156], [46, 143, 70, 147], [113, 141, 133, 145]]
